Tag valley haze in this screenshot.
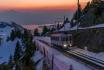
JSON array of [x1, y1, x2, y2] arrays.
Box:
[[0, 9, 74, 25]]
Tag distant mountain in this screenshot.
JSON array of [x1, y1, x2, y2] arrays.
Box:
[[0, 22, 12, 28], [0, 21, 24, 28]]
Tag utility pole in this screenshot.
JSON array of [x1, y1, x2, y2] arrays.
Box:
[[77, 0, 80, 30]]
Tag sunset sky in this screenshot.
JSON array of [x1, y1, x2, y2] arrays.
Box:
[[0, 0, 91, 10], [0, 0, 91, 25]]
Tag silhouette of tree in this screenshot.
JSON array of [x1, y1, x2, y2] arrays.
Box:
[[8, 55, 13, 69], [93, 6, 103, 24], [14, 41, 22, 70], [82, 2, 90, 14], [34, 28, 40, 36], [41, 26, 49, 36]]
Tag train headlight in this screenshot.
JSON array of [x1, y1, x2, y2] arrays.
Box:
[[63, 44, 67, 48]]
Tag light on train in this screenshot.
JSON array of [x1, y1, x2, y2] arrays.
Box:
[[63, 44, 67, 48]]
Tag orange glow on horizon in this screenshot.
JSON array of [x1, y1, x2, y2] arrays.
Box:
[[0, 0, 91, 10]]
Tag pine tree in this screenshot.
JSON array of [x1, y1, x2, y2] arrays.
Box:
[[14, 41, 22, 70], [34, 28, 39, 36], [10, 30, 16, 41], [22, 42, 36, 70], [14, 41, 22, 62], [22, 29, 30, 44], [82, 2, 90, 14], [16, 30, 21, 38], [41, 26, 49, 36], [93, 6, 103, 24], [72, 4, 82, 21], [8, 55, 13, 69]]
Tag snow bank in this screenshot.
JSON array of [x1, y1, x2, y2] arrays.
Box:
[[32, 51, 44, 70], [34, 37, 51, 44], [32, 51, 43, 62]]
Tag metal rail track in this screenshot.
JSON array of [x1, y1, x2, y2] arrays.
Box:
[[38, 40, 104, 70]]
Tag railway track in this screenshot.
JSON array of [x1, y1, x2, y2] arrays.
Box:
[[66, 51, 104, 70], [38, 40, 104, 70]]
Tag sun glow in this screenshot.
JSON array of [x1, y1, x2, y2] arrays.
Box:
[[0, 0, 91, 10]]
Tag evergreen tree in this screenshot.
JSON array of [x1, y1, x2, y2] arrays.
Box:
[[14, 41, 22, 62], [0, 63, 9, 70], [82, 2, 90, 14], [41, 26, 49, 36], [22, 42, 36, 70], [14, 41, 22, 70], [10, 30, 16, 41], [34, 28, 39, 36], [8, 55, 13, 69], [72, 4, 82, 22], [57, 23, 60, 29], [16, 30, 21, 38], [22, 29, 30, 44], [93, 6, 103, 24]]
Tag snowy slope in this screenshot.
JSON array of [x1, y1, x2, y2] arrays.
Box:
[[0, 26, 13, 42], [0, 25, 14, 64], [0, 39, 19, 64], [0, 22, 23, 64]]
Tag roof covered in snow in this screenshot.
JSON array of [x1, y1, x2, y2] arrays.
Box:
[[53, 23, 104, 34], [59, 23, 71, 31]]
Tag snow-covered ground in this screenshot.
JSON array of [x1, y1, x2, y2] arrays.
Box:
[[35, 39, 92, 70], [0, 26, 13, 42], [0, 25, 22, 64], [32, 51, 44, 70], [72, 48, 104, 61], [33, 51, 43, 63], [0, 39, 20, 64]]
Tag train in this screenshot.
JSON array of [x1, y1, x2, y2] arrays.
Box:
[[50, 32, 73, 49]]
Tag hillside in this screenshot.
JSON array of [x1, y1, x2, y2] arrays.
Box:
[[0, 22, 37, 70], [80, 1, 104, 27], [70, 1, 104, 52]]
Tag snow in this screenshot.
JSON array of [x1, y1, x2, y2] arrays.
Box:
[[32, 51, 44, 70], [70, 25, 78, 30], [0, 38, 22, 64], [86, 23, 104, 29], [0, 25, 23, 64], [32, 51, 43, 62], [34, 37, 51, 44], [58, 22, 104, 32], [72, 48, 104, 61], [59, 23, 71, 31], [54, 54, 90, 70], [36, 59, 43, 70], [70, 23, 104, 30], [35, 39, 92, 70]]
